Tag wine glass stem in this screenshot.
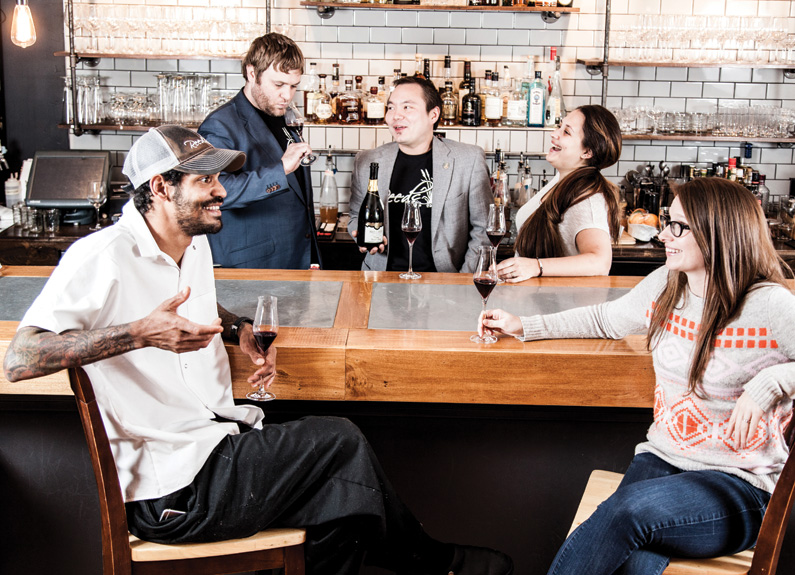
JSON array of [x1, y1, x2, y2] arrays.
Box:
[[95, 206, 100, 226], [408, 243, 414, 274]]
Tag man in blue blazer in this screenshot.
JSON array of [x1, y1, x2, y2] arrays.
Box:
[[199, 33, 320, 269]]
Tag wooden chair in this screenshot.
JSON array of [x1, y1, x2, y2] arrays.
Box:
[[568, 440, 795, 575], [68, 367, 306, 575]]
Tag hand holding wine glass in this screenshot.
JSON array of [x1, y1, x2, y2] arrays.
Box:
[[87, 181, 107, 231], [470, 246, 498, 344], [400, 199, 422, 280], [246, 295, 279, 402], [283, 102, 317, 166]]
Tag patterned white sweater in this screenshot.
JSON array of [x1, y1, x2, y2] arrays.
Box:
[[520, 266, 795, 493]]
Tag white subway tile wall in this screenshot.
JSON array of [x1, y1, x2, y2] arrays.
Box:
[[67, 0, 795, 211]]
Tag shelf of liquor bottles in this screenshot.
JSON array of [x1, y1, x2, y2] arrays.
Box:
[[299, 1, 578, 13]]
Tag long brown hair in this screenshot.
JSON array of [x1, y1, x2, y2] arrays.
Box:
[[515, 105, 622, 258], [647, 178, 793, 396]]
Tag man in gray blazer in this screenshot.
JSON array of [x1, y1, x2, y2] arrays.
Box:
[[348, 77, 492, 274]]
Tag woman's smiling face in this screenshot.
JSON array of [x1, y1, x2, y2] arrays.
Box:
[[659, 196, 707, 294], [546, 109, 592, 176]]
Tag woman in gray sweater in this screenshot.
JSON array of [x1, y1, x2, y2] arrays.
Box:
[[480, 177, 795, 575]]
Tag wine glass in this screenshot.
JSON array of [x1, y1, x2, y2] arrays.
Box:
[[283, 101, 317, 166], [87, 181, 107, 231], [486, 204, 506, 282], [400, 200, 422, 280], [470, 246, 498, 345], [246, 295, 279, 402]]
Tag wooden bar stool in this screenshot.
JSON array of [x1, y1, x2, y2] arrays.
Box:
[[568, 440, 795, 575], [69, 367, 306, 575]]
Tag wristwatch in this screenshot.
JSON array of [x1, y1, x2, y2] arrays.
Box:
[[229, 316, 253, 345]]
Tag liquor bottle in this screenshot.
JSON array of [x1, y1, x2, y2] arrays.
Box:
[[541, 169, 549, 189], [527, 71, 546, 128], [390, 69, 402, 92], [479, 70, 492, 122], [329, 63, 341, 117], [491, 149, 508, 208], [320, 151, 338, 225], [727, 157, 737, 182], [460, 79, 482, 126], [413, 54, 425, 79], [355, 75, 366, 115], [440, 55, 454, 94], [377, 76, 387, 102], [500, 65, 512, 118], [314, 74, 334, 124], [423, 58, 432, 82], [758, 174, 771, 213], [502, 80, 527, 127], [337, 79, 362, 124], [365, 87, 386, 125], [441, 81, 457, 126], [357, 163, 385, 249], [302, 62, 319, 122], [545, 47, 566, 127], [459, 60, 472, 113], [484, 71, 502, 127]]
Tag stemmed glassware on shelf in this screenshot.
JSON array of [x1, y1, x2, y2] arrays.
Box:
[[283, 102, 317, 166], [400, 200, 422, 280], [246, 295, 279, 402], [87, 181, 107, 231], [470, 246, 498, 345]]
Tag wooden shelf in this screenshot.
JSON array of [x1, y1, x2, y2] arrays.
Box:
[[578, 58, 795, 70], [300, 1, 578, 12], [621, 133, 795, 143], [55, 51, 242, 61]]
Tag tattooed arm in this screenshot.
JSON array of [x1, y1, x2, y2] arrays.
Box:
[[3, 287, 223, 383]]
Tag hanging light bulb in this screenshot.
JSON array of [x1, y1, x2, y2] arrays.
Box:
[[11, 0, 37, 49]]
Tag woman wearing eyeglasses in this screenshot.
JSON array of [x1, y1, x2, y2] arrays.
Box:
[[480, 177, 795, 575]]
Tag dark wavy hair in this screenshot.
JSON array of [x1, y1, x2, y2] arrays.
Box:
[[647, 177, 792, 397], [242, 33, 304, 82], [389, 76, 443, 129], [128, 169, 185, 214], [514, 105, 622, 259]]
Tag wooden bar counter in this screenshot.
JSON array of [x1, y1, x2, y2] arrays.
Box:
[[1, 265, 653, 408]]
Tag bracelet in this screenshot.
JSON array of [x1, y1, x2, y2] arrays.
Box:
[[229, 316, 253, 345], [536, 257, 544, 278]]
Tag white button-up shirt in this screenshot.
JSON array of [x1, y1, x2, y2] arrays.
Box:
[[19, 201, 264, 502]]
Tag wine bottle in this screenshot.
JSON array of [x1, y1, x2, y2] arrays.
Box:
[[357, 163, 385, 249]]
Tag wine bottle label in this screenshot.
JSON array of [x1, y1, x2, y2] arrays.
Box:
[[367, 101, 385, 119], [316, 103, 333, 120], [507, 100, 526, 120], [485, 96, 502, 119], [364, 223, 384, 244]]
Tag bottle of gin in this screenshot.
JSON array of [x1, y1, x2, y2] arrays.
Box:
[[527, 71, 546, 128]]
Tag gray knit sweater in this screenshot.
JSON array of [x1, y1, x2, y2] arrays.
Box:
[[520, 266, 795, 493]]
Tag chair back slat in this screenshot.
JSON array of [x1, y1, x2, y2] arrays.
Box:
[[69, 367, 133, 575], [749, 436, 795, 575]]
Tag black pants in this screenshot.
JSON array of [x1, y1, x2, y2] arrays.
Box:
[[126, 416, 447, 575]]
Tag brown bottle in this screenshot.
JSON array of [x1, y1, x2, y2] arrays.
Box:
[[337, 79, 362, 124]]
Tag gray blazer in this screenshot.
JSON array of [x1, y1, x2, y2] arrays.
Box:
[[348, 138, 492, 273]]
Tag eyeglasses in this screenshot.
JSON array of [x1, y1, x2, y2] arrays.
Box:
[[667, 220, 691, 237]]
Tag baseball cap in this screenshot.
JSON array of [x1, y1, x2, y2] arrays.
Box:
[[122, 125, 246, 189]]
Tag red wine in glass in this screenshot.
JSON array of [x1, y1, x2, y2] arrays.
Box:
[[471, 246, 498, 344], [474, 277, 497, 299], [253, 331, 278, 353], [404, 229, 421, 243], [487, 232, 504, 247], [247, 295, 279, 401]]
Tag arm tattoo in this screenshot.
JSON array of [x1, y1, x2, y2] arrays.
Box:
[[217, 303, 238, 341], [3, 325, 137, 382]]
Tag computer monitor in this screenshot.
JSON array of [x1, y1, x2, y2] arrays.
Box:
[[26, 150, 111, 209]]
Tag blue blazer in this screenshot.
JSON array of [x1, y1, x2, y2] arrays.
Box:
[[198, 90, 319, 269]]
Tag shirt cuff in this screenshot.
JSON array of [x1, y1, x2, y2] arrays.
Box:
[[518, 316, 546, 342]]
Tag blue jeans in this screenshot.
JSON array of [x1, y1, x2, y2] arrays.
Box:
[[547, 452, 771, 575]]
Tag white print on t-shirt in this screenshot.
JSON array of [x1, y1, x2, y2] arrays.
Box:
[[388, 169, 433, 207]]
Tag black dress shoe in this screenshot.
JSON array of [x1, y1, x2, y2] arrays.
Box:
[[446, 544, 514, 575]]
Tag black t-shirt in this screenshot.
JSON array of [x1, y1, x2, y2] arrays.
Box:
[[387, 147, 436, 272]]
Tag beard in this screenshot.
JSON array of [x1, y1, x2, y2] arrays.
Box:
[[173, 185, 223, 236], [248, 81, 286, 117]]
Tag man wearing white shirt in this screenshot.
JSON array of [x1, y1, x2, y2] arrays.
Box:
[[3, 126, 513, 575]]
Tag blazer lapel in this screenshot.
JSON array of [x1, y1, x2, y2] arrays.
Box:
[[431, 138, 453, 239]]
